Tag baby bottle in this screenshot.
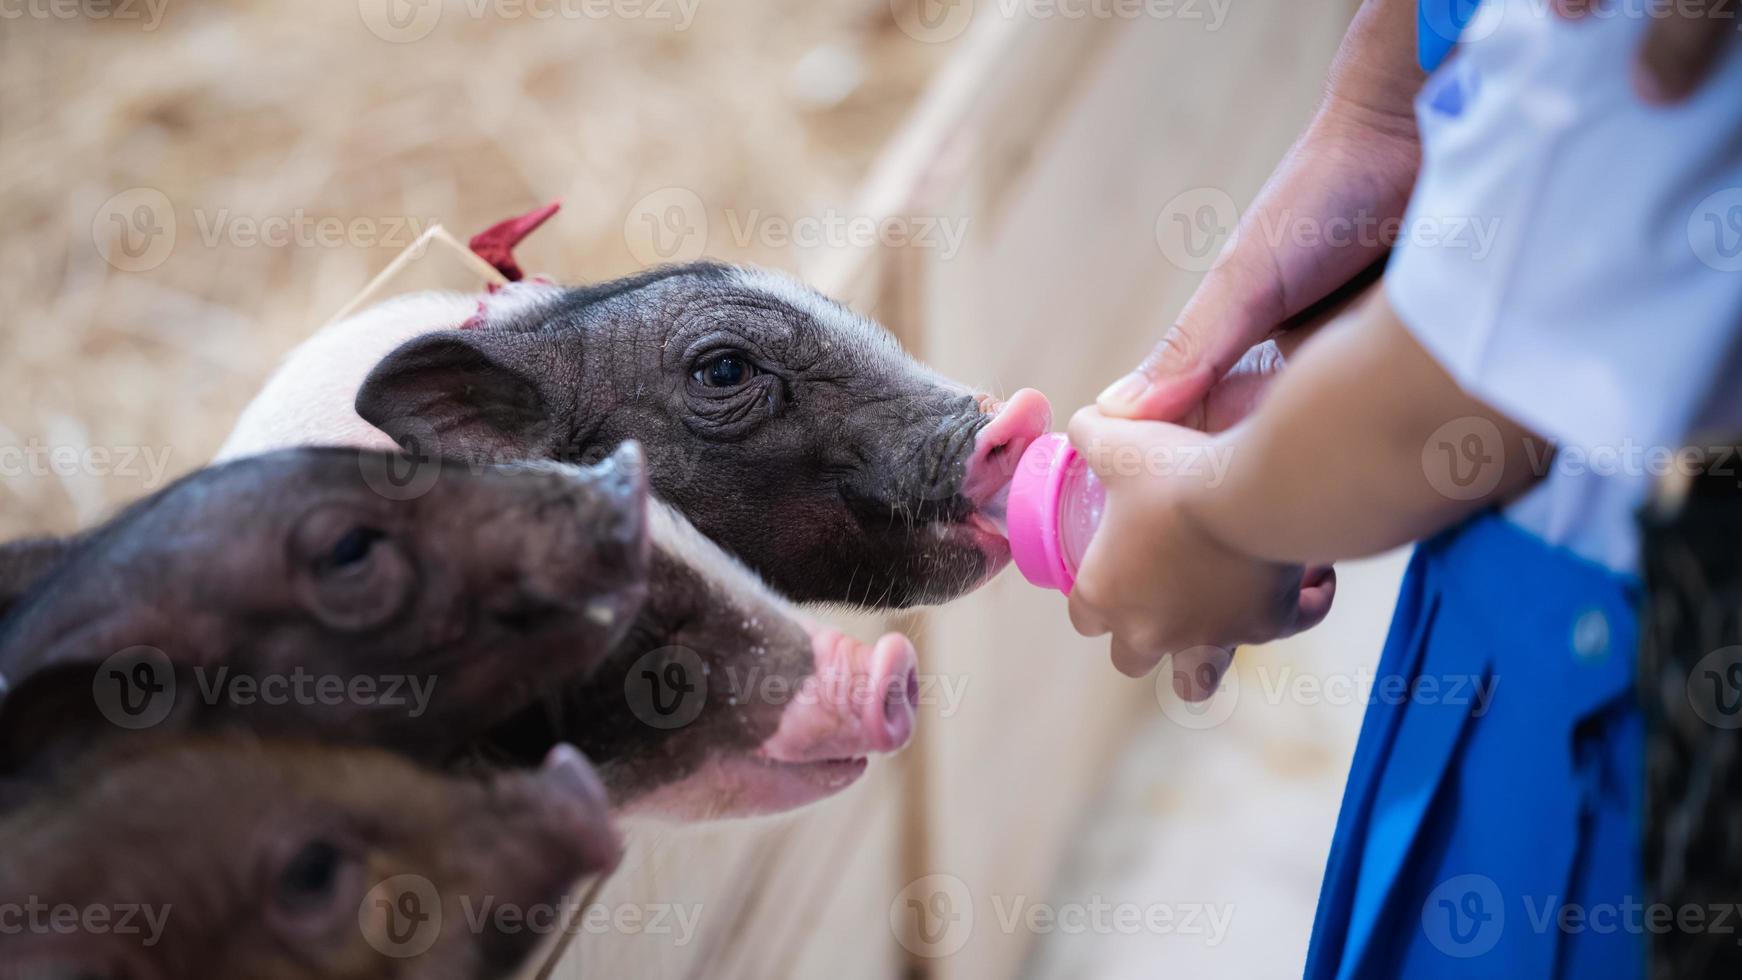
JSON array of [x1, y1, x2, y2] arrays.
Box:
[[994, 433, 1105, 594]]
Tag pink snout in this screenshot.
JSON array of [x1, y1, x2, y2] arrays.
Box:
[[758, 628, 919, 765], [962, 387, 1053, 507]]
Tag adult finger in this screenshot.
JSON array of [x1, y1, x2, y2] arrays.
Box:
[[1096, 311, 1266, 424]]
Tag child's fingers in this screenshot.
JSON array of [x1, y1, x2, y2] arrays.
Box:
[[1171, 645, 1234, 702], [1109, 636, 1163, 679], [1287, 564, 1339, 637], [1066, 587, 1111, 640]]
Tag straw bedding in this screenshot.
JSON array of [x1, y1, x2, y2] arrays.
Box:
[[0, 0, 950, 539]]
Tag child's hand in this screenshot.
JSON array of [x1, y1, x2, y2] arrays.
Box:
[[1063, 408, 1337, 696]]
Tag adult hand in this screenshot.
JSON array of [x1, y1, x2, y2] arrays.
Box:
[[1100, 0, 1424, 427]]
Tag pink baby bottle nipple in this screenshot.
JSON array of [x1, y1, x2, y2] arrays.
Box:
[[996, 433, 1105, 594]]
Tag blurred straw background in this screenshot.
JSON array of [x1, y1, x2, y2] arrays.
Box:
[[0, 0, 952, 539]]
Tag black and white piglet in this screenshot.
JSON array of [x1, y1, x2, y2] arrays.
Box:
[[221, 265, 1052, 608], [0, 730, 617, 980], [0, 445, 649, 766]]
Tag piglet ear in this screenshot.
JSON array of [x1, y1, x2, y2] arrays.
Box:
[[356, 332, 556, 462], [0, 535, 73, 620]]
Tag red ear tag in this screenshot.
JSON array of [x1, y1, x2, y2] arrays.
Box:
[[469, 201, 561, 288]]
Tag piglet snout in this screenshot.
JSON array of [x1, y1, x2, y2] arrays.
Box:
[[758, 628, 919, 765], [962, 387, 1052, 508]]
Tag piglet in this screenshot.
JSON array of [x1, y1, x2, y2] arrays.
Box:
[[221, 266, 1053, 608], [0, 445, 650, 767], [0, 731, 617, 980], [479, 501, 920, 820]]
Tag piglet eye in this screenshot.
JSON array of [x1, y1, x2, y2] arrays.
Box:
[[693, 352, 755, 389], [275, 839, 345, 910], [327, 527, 383, 569]]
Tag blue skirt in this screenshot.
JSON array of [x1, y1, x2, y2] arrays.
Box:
[[1305, 513, 1643, 979]]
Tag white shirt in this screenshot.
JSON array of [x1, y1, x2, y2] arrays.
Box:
[[1388, 0, 1742, 574]]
